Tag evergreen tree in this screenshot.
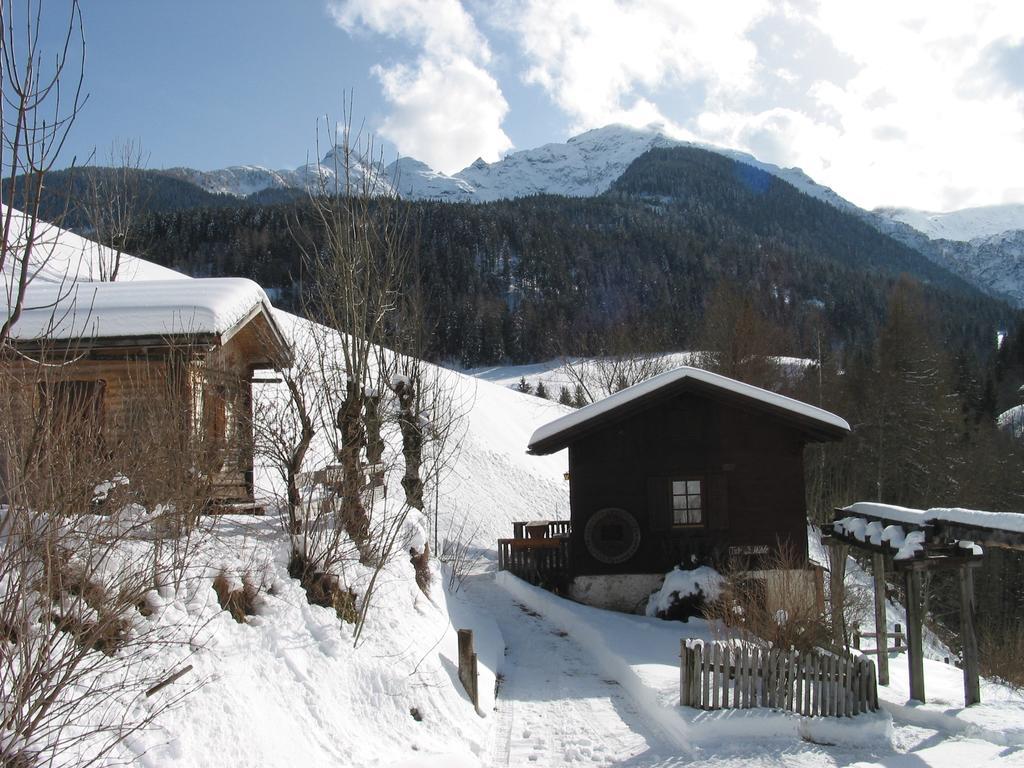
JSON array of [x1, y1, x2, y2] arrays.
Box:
[[572, 383, 588, 408], [535, 380, 549, 399], [858, 278, 961, 506], [557, 385, 573, 407], [515, 376, 533, 395]]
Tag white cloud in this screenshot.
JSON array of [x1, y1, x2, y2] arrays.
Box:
[[328, 0, 512, 172], [505, 0, 766, 134], [373, 56, 512, 172], [501, 0, 1024, 210]]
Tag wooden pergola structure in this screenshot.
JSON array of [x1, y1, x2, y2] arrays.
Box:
[[826, 503, 1024, 706]]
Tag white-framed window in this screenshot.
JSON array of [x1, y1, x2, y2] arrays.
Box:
[[672, 478, 703, 525]]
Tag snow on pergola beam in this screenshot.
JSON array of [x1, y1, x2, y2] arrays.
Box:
[[835, 502, 1024, 553]]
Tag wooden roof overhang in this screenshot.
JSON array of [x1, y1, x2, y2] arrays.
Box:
[[528, 374, 849, 455]]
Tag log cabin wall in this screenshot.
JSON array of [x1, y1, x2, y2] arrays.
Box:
[[3, 339, 258, 504], [568, 392, 810, 577]]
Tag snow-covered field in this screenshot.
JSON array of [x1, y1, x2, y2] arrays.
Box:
[[6, 215, 1023, 767]]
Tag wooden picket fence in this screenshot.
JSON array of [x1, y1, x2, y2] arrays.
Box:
[[679, 640, 878, 716]]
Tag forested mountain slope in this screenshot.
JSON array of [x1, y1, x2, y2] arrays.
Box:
[[113, 146, 1015, 368]]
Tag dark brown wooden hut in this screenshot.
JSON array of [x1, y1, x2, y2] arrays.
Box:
[[519, 366, 849, 610]]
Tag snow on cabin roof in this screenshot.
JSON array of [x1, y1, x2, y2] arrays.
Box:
[[842, 502, 1024, 534], [527, 365, 850, 454], [8, 277, 278, 344]]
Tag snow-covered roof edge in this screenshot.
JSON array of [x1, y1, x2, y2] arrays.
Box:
[[528, 365, 850, 454], [9, 277, 286, 350]]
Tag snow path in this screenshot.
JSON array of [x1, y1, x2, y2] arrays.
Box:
[[459, 569, 673, 767]]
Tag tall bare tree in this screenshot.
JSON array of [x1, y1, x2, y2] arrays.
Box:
[[291, 98, 408, 557], [692, 280, 790, 390], [80, 139, 148, 281], [1, 0, 86, 344]]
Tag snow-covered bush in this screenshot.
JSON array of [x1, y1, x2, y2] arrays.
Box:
[[646, 566, 725, 621]]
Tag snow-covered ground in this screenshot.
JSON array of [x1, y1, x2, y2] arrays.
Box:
[[6, 215, 1022, 767], [462, 354, 812, 403]]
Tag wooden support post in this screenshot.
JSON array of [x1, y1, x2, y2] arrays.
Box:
[[872, 552, 890, 686], [829, 543, 849, 650], [457, 629, 479, 709], [959, 564, 981, 706], [903, 570, 926, 703], [680, 640, 690, 706]]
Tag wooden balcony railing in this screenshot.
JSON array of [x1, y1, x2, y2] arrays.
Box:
[[498, 520, 572, 590]]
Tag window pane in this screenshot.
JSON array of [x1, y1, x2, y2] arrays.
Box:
[[672, 481, 687, 494], [674, 509, 687, 525], [688, 496, 702, 511], [673, 496, 687, 510], [688, 480, 701, 494], [691, 508, 703, 524]]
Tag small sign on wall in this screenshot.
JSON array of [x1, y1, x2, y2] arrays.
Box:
[[728, 544, 770, 557]]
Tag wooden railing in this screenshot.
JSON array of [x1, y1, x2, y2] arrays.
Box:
[[511, 520, 572, 540], [680, 640, 878, 716], [498, 520, 572, 589], [853, 624, 906, 656]]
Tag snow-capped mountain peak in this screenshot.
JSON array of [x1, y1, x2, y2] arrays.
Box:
[[874, 203, 1024, 243], [162, 124, 855, 211]]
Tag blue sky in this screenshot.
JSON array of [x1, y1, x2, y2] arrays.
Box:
[[44, 1, 1024, 211], [51, 1, 565, 177]]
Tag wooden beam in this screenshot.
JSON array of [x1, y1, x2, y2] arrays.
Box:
[[938, 521, 1024, 552], [872, 552, 890, 686], [893, 554, 985, 572], [959, 564, 981, 706], [904, 569, 926, 703]]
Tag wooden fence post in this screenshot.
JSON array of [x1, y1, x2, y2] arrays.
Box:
[[872, 552, 890, 686], [457, 629, 479, 709]]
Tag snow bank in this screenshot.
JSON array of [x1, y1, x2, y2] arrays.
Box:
[[878, 653, 1024, 746], [496, 572, 892, 753], [645, 566, 724, 617], [100, 516, 497, 768]]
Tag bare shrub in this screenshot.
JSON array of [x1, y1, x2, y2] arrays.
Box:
[[287, 549, 357, 624], [705, 544, 829, 653], [979, 622, 1024, 689], [441, 518, 485, 594], [0, 340, 225, 763], [212, 571, 262, 624]]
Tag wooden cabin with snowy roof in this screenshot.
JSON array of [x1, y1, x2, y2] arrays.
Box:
[[503, 366, 850, 611], [3, 277, 289, 506]]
